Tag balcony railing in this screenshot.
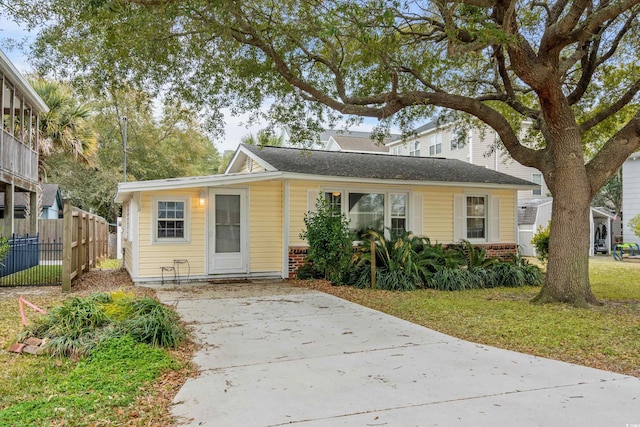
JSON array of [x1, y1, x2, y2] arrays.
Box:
[[0, 130, 38, 185]]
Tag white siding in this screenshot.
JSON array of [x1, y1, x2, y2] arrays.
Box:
[[623, 156, 640, 245]]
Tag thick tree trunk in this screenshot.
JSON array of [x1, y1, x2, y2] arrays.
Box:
[[532, 132, 601, 307], [532, 190, 600, 307]]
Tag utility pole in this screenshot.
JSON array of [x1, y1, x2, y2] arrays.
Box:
[[122, 116, 128, 182]]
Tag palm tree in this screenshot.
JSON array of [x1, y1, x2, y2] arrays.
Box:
[[240, 129, 286, 147], [28, 78, 97, 180]]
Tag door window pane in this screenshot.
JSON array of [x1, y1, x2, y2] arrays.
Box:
[[216, 194, 241, 253]]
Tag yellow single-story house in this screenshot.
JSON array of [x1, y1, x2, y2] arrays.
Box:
[[115, 144, 536, 283]]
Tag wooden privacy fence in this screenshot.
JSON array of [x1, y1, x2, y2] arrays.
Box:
[[14, 219, 64, 242], [62, 205, 109, 292]]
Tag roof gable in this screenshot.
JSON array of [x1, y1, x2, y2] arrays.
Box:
[[328, 135, 389, 153]]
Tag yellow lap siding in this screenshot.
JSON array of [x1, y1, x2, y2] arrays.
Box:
[[122, 239, 133, 274], [497, 189, 516, 242], [137, 189, 206, 278], [248, 181, 283, 272], [419, 186, 458, 242], [288, 180, 320, 245]]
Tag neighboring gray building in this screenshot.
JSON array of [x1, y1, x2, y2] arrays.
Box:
[[322, 130, 398, 154]]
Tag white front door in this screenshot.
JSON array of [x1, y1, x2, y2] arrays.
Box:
[[208, 189, 248, 274]]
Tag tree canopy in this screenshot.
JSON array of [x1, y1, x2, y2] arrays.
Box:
[[43, 84, 221, 222], [7, 0, 640, 306]]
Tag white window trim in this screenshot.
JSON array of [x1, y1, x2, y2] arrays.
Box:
[[123, 201, 130, 242], [464, 194, 488, 242], [322, 188, 411, 238], [152, 196, 191, 244], [531, 172, 542, 196], [429, 133, 442, 156], [409, 141, 420, 157]]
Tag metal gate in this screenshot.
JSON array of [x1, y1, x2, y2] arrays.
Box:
[[0, 234, 62, 286]]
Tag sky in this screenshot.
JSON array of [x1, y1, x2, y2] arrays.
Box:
[[0, 15, 380, 154]]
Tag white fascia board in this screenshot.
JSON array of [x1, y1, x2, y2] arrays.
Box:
[[115, 168, 535, 203], [225, 145, 278, 174], [114, 171, 285, 202], [0, 49, 49, 113], [280, 172, 538, 190], [590, 207, 615, 219]]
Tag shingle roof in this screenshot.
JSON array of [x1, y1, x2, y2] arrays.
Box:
[[41, 184, 61, 208], [0, 185, 62, 209], [242, 144, 535, 186], [518, 205, 539, 225]]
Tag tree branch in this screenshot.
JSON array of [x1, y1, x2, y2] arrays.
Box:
[[586, 110, 640, 195], [579, 79, 640, 133]]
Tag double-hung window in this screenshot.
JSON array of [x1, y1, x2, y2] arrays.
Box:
[[451, 128, 467, 150], [390, 194, 408, 238], [154, 197, 189, 243], [409, 141, 420, 157], [531, 173, 542, 196], [392, 145, 402, 156], [466, 196, 486, 239], [429, 134, 442, 155]]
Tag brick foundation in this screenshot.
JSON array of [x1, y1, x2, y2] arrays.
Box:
[[288, 243, 518, 277], [474, 243, 518, 261], [288, 247, 309, 278]]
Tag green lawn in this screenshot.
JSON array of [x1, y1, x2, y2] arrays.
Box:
[[0, 265, 61, 286], [299, 256, 640, 377]]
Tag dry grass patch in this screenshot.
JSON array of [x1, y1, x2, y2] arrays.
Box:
[[0, 269, 195, 426]]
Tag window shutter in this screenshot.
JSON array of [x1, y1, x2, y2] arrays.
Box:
[[307, 189, 319, 213], [453, 194, 464, 241], [412, 193, 423, 236], [490, 195, 500, 242]]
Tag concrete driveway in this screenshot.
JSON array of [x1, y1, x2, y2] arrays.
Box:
[[155, 282, 640, 426]]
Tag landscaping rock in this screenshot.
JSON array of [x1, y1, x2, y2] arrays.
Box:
[[22, 345, 40, 355], [24, 337, 42, 346], [8, 342, 26, 353]]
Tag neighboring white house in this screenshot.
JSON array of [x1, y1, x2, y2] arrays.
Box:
[[517, 198, 614, 256], [622, 153, 640, 245], [385, 120, 550, 203]]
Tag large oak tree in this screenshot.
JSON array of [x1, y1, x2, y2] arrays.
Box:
[[10, 0, 640, 306]]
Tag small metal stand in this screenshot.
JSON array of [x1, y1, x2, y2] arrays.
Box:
[[173, 259, 190, 283], [160, 266, 176, 284]]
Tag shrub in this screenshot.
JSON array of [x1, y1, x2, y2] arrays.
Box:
[[488, 257, 544, 288], [300, 197, 353, 282], [454, 240, 498, 268], [0, 230, 9, 267], [296, 263, 324, 280], [531, 222, 551, 263], [627, 214, 640, 239], [17, 291, 186, 358], [427, 268, 485, 291], [360, 230, 426, 291]]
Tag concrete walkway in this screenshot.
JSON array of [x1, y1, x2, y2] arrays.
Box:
[[155, 282, 640, 426]]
